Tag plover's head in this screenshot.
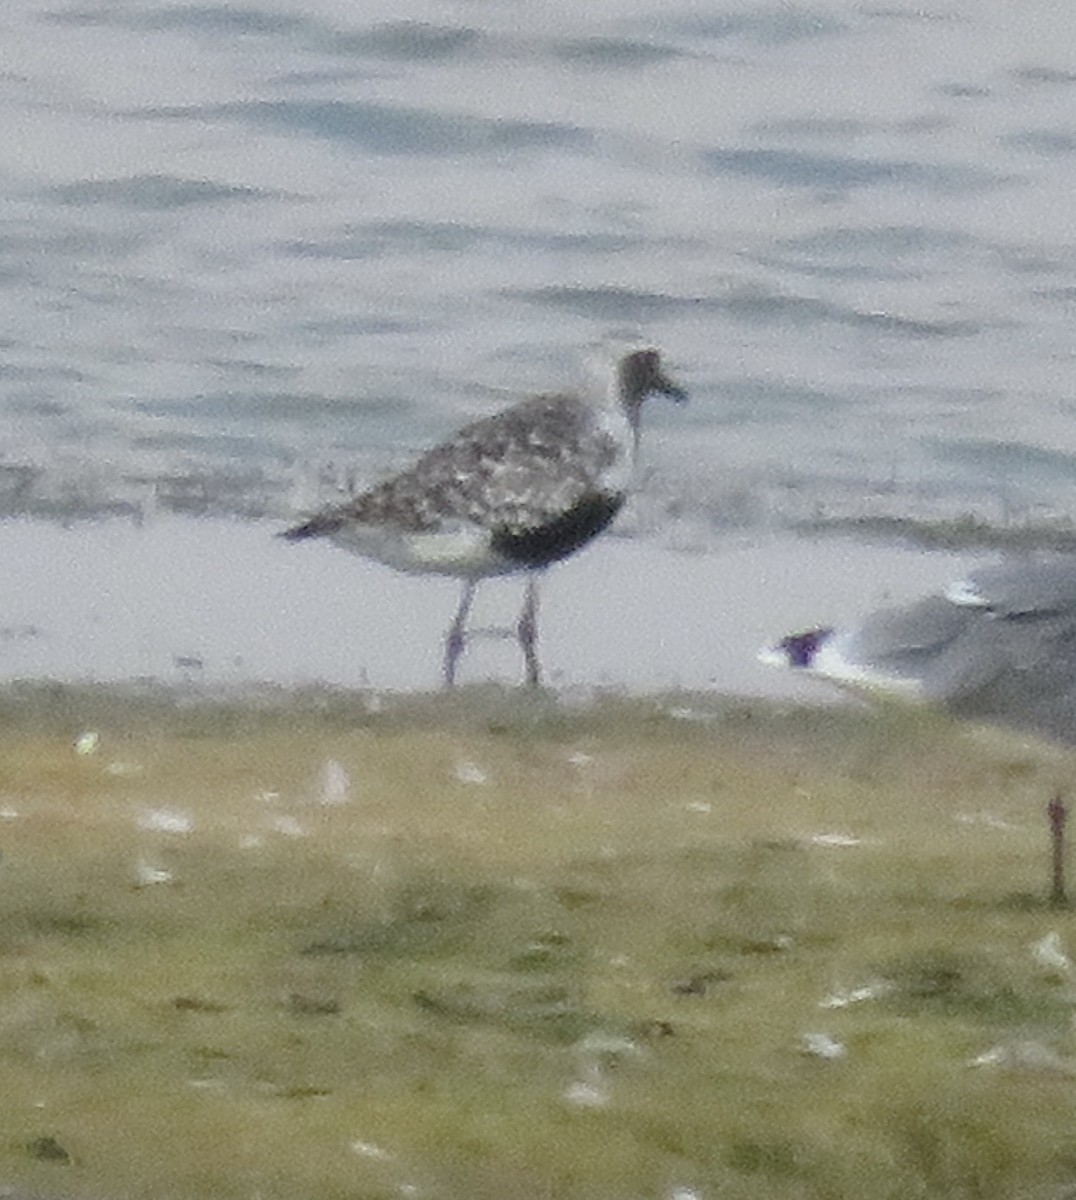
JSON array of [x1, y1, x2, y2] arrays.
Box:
[[617, 347, 687, 410]]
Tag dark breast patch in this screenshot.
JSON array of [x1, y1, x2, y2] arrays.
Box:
[[490, 491, 625, 568]]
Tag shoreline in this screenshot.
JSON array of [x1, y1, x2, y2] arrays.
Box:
[[0, 514, 984, 701]]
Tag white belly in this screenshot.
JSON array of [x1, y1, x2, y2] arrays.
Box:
[[327, 521, 518, 578]]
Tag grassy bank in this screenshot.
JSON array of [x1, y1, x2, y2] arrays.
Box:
[[1, 685, 1075, 1200]]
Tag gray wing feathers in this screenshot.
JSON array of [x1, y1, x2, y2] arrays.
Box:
[[953, 558, 1076, 616], [327, 394, 616, 534], [844, 586, 1076, 722]]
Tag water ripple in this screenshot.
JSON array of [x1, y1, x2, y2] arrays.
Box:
[[1002, 129, 1076, 156], [47, 175, 280, 210], [324, 22, 483, 61], [653, 7, 847, 45], [926, 439, 1076, 484], [507, 284, 982, 337], [141, 100, 594, 157], [701, 146, 1012, 193], [282, 220, 653, 261], [44, 3, 311, 35], [546, 37, 683, 68]]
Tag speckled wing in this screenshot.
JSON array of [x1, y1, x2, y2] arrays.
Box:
[[291, 393, 620, 538]]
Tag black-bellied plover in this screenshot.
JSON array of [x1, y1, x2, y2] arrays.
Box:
[[761, 557, 1076, 744], [283, 347, 686, 687]]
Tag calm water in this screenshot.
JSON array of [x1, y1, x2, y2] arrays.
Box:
[[3, 0, 1076, 539]]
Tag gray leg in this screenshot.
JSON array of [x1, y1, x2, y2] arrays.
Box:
[[444, 579, 477, 689], [517, 574, 541, 687]]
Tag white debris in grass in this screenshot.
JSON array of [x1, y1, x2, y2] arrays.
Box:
[[269, 815, 305, 838], [805, 832, 877, 848], [563, 1031, 645, 1110], [319, 758, 351, 806], [453, 760, 489, 786], [138, 807, 192, 834], [106, 760, 143, 777], [664, 706, 713, 723], [575, 1031, 643, 1065], [819, 982, 892, 1009], [969, 1040, 1073, 1073], [135, 859, 173, 886], [350, 1140, 393, 1161], [563, 1068, 609, 1109], [73, 731, 99, 756], [801, 1032, 847, 1061], [1032, 931, 1073, 977], [954, 811, 1021, 831]]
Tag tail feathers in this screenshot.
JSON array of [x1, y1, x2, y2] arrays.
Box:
[[280, 511, 345, 541]]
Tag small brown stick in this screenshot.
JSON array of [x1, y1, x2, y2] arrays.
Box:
[[1048, 794, 1068, 908]]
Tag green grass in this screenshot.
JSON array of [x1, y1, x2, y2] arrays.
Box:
[[1, 685, 1075, 1199]]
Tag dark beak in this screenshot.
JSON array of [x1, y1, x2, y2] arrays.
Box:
[[658, 373, 688, 403]]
